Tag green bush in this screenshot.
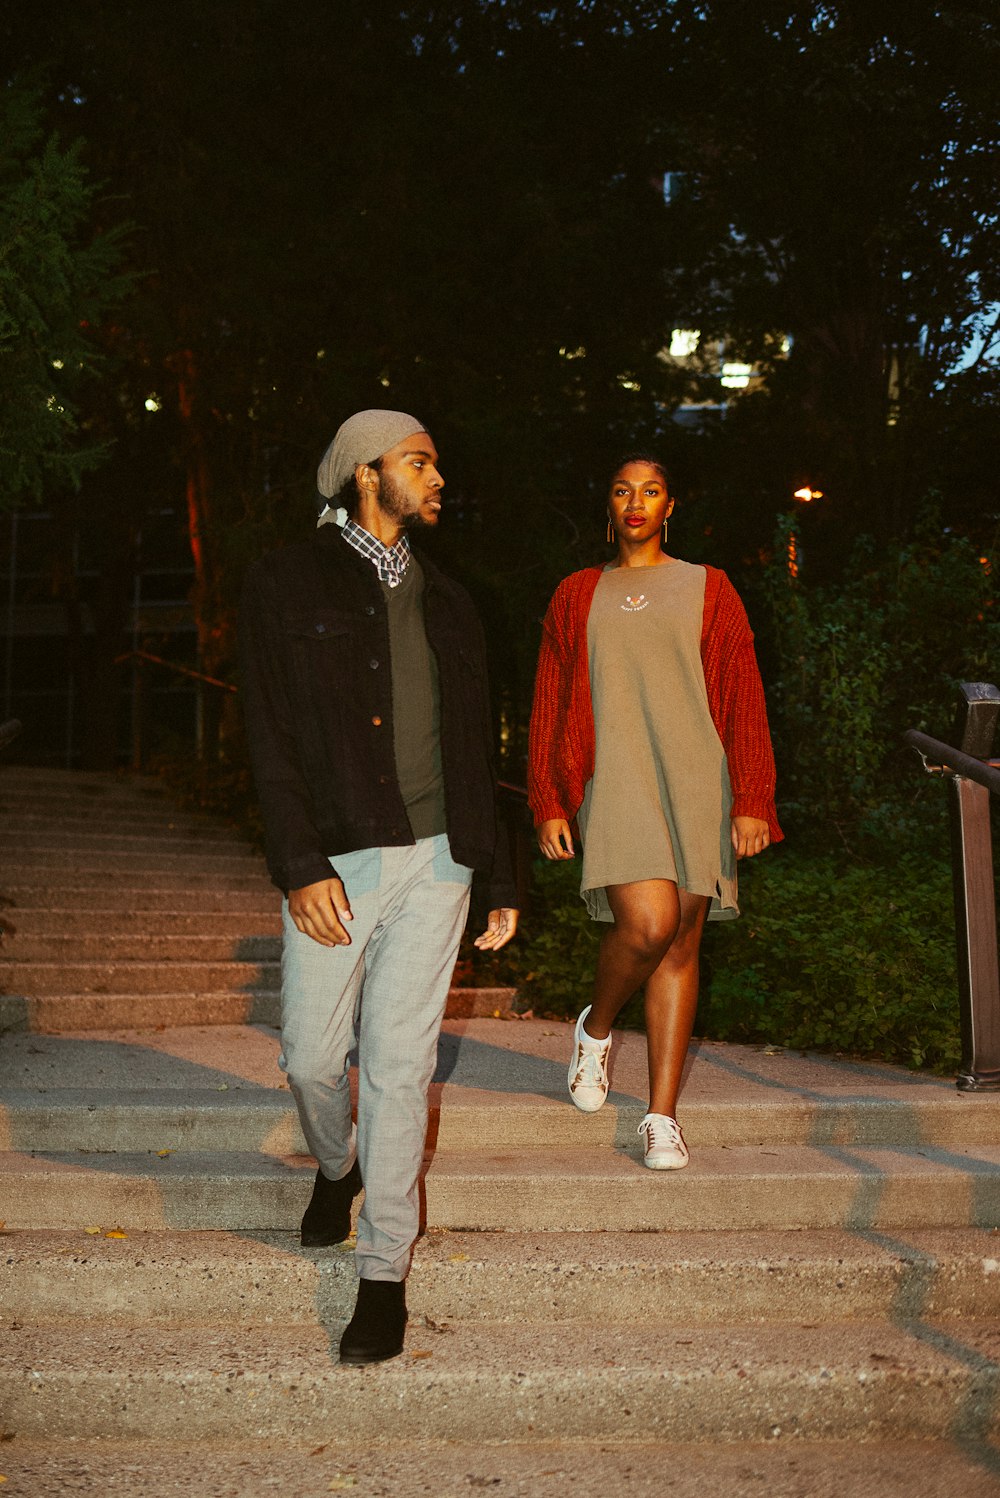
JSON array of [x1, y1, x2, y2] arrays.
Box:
[[762, 518, 1000, 853], [700, 848, 961, 1071]]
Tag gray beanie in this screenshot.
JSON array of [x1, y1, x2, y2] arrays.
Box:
[[316, 408, 426, 501]]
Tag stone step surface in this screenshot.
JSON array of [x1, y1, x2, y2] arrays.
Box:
[[9, 1085, 1000, 1154], [0, 866, 275, 891], [5, 1320, 1000, 1445], [2, 848, 265, 874], [0, 831, 259, 858], [4, 1022, 998, 1148], [1, 908, 282, 937], [6, 1142, 1000, 1233], [4, 767, 999, 1475], [4, 1438, 1000, 1498], [4, 933, 282, 962], [0, 886, 279, 914], [5, 1227, 1000, 1329], [0, 988, 515, 1033], [0, 958, 278, 995]]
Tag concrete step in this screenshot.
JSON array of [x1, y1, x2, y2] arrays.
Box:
[[0, 957, 280, 995], [0, 866, 275, 892], [3, 932, 282, 962], [0, 986, 514, 1032], [3, 1023, 997, 1147], [5, 1227, 1000, 1330], [0, 807, 242, 835], [1, 908, 282, 937], [0, 886, 278, 913], [0, 768, 168, 796], [5, 1083, 1000, 1154], [0, 830, 258, 857], [5, 1143, 1000, 1232], [2, 848, 265, 875], [0, 989, 282, 1031], [4, 1438, 1000, 1498], [5, 1320, 1000, 1444]]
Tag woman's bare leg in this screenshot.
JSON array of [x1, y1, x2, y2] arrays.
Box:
[[644, 889, 711, 1117], [584, 879, 681, 1040]]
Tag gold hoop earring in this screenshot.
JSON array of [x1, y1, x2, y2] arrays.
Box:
[[606, 518, 614, 543]]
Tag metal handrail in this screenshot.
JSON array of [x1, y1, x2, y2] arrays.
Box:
[[904, 729, 1000, 796], [906, 685, 1000, 1092], [115, 650, 237, 694]]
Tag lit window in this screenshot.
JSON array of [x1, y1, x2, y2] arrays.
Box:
[[669, 329, 700, 358], [721, 363, 754, 389], [145, 395, 162, 412]]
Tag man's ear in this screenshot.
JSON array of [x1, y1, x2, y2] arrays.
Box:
[[356, 461, 379, 495]]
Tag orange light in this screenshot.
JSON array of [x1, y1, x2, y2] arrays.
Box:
[[787, 530, 799, 579], [793, 486, 824, 502]]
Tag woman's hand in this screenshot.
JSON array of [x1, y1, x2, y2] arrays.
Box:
[[731, 817, 770, 860], [537, 818, 575, 860]]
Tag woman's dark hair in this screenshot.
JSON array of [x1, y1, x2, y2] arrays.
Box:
[[335, 455, 383, 516], [609, 452, 669, 492]]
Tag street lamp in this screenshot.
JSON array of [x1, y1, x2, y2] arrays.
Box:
[[788, 485, 826, 577]]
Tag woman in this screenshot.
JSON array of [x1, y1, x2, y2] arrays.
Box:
[[528, 454, 781, 1169]]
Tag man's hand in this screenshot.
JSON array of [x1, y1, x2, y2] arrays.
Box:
[[537, 818, 575, 860], [731, 816, 770, 860], [473, 908, 519, 951], [288, 876, 354, 947]]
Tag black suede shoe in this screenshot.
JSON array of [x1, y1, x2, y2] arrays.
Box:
[[339, 1278, 407, 1366], [300, 1159, 362, 1247]]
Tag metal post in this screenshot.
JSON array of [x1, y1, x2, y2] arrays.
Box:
[[950, 683, 1000, 1091]]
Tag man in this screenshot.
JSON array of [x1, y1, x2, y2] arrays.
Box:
[[239, 409, 518, 1365]]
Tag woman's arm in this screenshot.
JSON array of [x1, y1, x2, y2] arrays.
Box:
[[710, 576, 784, 845]]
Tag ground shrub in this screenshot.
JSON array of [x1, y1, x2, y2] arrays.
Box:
[[699, 847, 961, 1072]]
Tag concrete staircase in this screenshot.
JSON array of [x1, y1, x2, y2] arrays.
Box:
[[2, 767, 1000, 1496]]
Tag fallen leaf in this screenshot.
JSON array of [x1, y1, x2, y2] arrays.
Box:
[[216, 1083, 229, 1091], [105, 1230, 128, 1239], [309, 1445, 328, 1457], [448, 1253, 469, 1262], [156, 1149, 173, 1158], [411, 1349, 433, 1360], [84, 1226, 101, 1236], [328, 1479, 357, 1491], [492, 1010, 500, 1018]]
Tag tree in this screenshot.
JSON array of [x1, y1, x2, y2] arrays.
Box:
[[0, 80, 129, 506]]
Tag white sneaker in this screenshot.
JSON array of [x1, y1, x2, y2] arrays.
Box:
[[567, 1005, 612, 1113], [638, 1113, 689, 1170]]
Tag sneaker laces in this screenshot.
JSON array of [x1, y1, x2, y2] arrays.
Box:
[[638, 1114, 682, 1147], [572, 1043, 608, 1091]]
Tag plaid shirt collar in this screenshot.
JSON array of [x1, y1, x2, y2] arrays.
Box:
[[341, 519, 412, 588]]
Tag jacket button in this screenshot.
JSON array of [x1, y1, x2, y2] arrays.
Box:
[[369, 658, 380, 670], [365, 606, 376, 617], [378, 774, 390, 785], [315, 623, 326, 634], [371, 715, 382, 727]]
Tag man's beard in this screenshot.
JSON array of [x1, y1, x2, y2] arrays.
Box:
[[377, 472, 433, 531]]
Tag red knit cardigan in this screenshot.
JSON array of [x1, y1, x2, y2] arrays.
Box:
[[527, 564, 783, 843]]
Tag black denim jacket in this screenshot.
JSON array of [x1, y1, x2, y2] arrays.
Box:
[[238, 524, 516, 915]]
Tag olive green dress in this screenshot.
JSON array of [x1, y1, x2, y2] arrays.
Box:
[[578, 561, 739, 923]]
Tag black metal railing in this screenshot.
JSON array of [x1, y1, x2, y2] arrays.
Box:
[[905, 682, 1000, 1092]]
